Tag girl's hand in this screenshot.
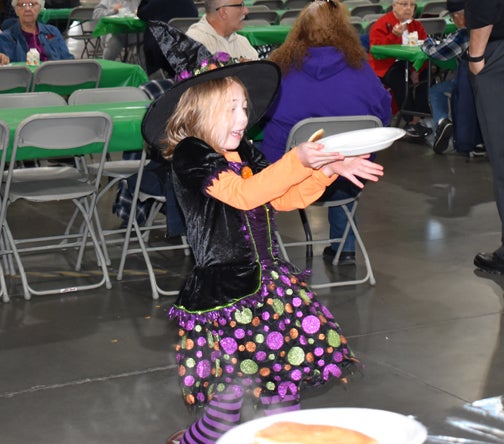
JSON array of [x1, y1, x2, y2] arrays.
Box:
[[295, 142, 344, 170], [322, 155, 384, 188]]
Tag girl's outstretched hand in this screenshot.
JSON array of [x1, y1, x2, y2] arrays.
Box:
[[322, 155, 384, 188], [295, 142, 345, 170]]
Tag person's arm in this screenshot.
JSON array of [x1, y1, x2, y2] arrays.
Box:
[[207, 148, 334, 211], [93, 0, 120, 19], [369, 16, 401, 46], [422, 30, 469, 60], [468, 25, 493, 74]]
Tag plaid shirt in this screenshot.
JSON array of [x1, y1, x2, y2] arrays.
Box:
[[421, 28, 469, 61]]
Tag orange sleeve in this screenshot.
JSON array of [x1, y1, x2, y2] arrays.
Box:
[[206, 148, 336, 211]]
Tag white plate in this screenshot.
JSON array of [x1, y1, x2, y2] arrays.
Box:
[[319, 127, 406, 156], [217, 407, 427, 444]]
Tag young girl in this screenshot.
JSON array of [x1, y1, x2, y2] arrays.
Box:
[[142, 59, 384, 444]]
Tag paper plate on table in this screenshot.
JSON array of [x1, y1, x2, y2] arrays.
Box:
[[217, 407, 427, 444], [319, 127, 406, 156]]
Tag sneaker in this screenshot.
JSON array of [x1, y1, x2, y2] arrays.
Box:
[[433, 118, 453, 154], [166, 429, 186, 444], [404, 123, 432, 139]]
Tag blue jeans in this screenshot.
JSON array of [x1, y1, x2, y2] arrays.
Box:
[[319, 179, 361, 253], [429, 80, 453, 128]]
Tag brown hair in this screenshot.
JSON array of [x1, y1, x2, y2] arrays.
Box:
[[268, 0, 366, 75], [163, 77, 249, 159]]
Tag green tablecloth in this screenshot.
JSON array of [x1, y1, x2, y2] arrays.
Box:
[[237, 24, 291, 46], [5, 59, 148, 95], [38, 8, 73, 24], [92, 16, 148, 37], [370, 44, 457, 71], [0, 101, 149, 160]]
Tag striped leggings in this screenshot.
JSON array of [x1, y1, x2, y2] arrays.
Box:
[[180, 385, 300, 444]]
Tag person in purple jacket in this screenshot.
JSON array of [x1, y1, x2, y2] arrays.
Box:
[[261, 0, 391, 265]]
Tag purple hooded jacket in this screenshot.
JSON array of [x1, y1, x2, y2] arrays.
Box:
[[261, 46, 392, 162]]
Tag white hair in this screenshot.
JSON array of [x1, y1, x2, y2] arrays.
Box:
[[11, 0, 45, 9]]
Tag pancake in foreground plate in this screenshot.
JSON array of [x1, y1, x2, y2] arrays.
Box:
[[253, 421, 379, 444]]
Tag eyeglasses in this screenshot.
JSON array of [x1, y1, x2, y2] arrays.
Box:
[[215, 2, 245, 11], [395, 2, 416, 7], [16, 2, 40, 8]]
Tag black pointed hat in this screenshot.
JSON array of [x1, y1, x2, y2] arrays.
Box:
[[141, 23, 280, 151]]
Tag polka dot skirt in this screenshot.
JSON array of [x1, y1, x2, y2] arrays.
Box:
[[175, 263, 356, 408]]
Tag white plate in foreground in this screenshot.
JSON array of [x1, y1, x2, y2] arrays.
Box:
[[217, 407, 427, 444], [319, 127, 406, 156]]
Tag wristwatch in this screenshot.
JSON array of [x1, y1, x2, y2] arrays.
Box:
[[466, 50, 485, 62]]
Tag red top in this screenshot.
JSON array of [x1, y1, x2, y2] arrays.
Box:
[[368, 11, 428, 78]]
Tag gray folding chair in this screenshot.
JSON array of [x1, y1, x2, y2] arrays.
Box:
[[350, 4, 384, 18], [274, 115, 382, 289], [0, 92, 67, 108], [167, 17, 200, 33], [67, 86, 150, 105], [0, 120, 9, 303], [420, 1, 448, 18], [0, 112, 113, 300], [116, 147, 190, 300], [245, 10, 279, 24], [283, 0, 310, 9], [65, 6, 102, 58], [252, 0, 284, 9], [418, 17, 447, 37], [0, 65, 32, 93], [31, 59, 102, 94], [66, 86, 151, 264]]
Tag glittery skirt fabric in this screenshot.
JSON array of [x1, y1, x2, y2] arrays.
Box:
[[175, 263, 355, 408]]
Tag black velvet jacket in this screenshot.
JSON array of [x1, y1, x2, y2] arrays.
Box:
[[171, 137, 273, 315]]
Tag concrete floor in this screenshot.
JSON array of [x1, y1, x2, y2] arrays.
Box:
[[2, 134, 504, 443]]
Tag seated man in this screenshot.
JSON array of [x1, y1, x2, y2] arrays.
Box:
[[137, 0, 198, 77], [422, 0, 483, 155], [368, 0, 430, 140], [186, 0, 258, 61], [0, 0, 73, 64], [92, 0, 140, 61]]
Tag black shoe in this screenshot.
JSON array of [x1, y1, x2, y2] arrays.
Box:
[[433, 118, 453, 154], [474, 252, 504, 274], [323, 247, 356, 266], [404, 123, 432, 141]]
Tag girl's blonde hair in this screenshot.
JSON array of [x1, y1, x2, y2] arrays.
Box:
[[268, 0, 366, 75], [163, 76, 249, 159]]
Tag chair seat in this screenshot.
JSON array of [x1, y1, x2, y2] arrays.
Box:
[[88, 159, 144, 178], [6, 166, 84, 182], [9, 178, 95, 203]]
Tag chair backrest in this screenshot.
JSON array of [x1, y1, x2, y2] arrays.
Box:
[[362, 13, 384, 22], [283, 0, 310, 9], [280, 8, 302, 20], [417, 17, 447, 37], [420, 1, 448, 17], [167, 17, 200, 33], [245, 10, 279, 24], [68, 86, 150, 105], [350, 4, 383, 18], [285, 115, 383, 151], [0, 92, 68, 109], [65, 6, 96, 38], [252, 0, 284, 9], [243, 18, 272, 26], [343, 0, 372, 7], [0, 65, 32, 93], [31, 60, 102, 94], [247, 5, 270, 12], [279, 16, 298, 25]]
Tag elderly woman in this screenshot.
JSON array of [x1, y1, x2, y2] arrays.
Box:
[[0, 0, 74, 64]]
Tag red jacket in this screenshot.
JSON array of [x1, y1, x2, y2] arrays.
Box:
[[368, 11, 427, 78]]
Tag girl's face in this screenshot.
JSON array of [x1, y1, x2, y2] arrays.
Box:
[[215, 81, 249, 152]]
